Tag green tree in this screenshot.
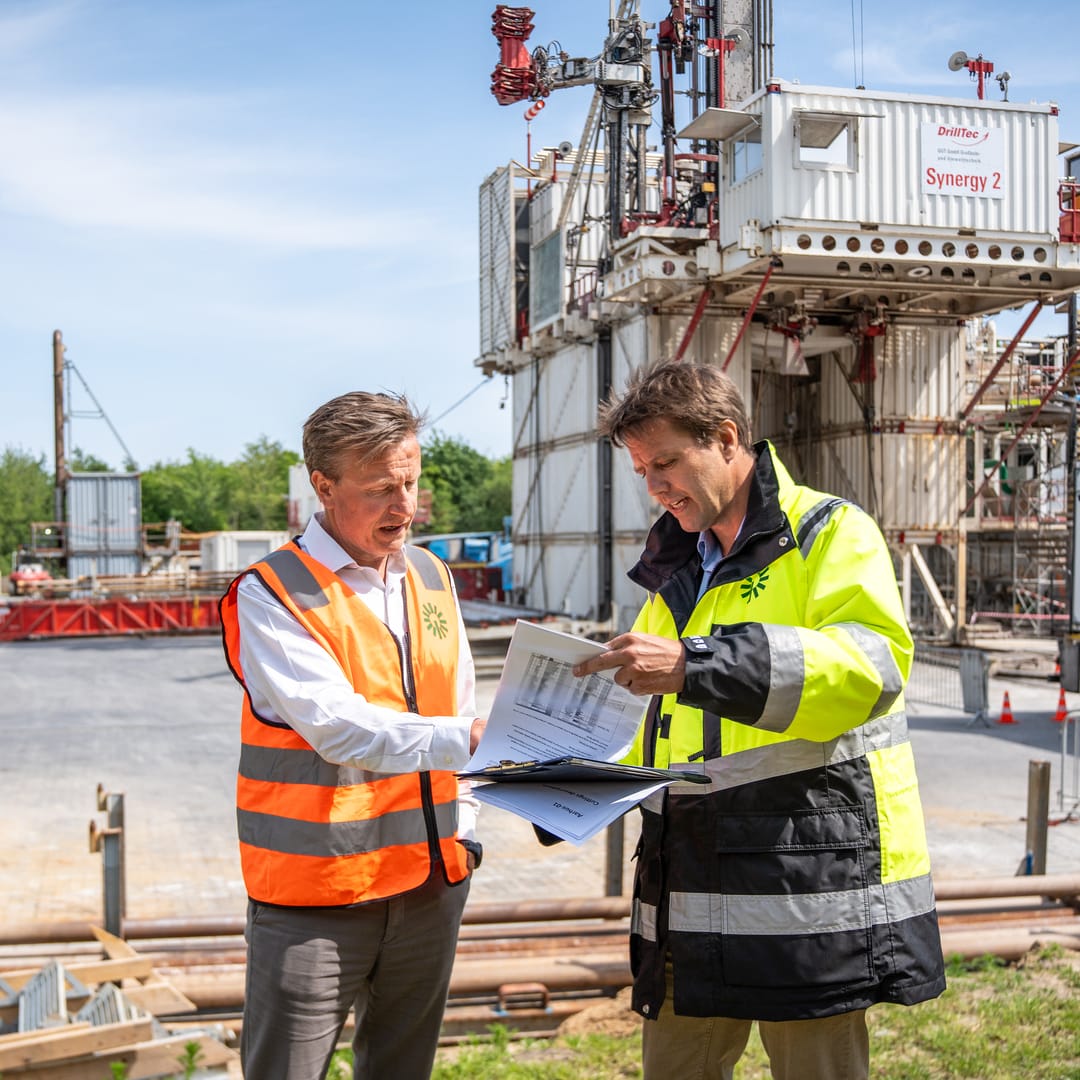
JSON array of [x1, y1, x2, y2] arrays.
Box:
[[140, 450, 235, 533], [0, 447, 54, 576], [230, 436, 301, 530], [419, 433, 510, 534], [69, 447, 113, 472], [464, 454, 511, 533]]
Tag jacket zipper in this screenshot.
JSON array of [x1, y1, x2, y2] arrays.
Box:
[[397, 627, 443, 867]]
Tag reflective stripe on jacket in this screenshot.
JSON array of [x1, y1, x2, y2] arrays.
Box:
[[624, 443, 946, 1022], [220, 541, 469, 906]]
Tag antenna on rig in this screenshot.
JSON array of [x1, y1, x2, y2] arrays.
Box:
[[947, 50, 999, 100]]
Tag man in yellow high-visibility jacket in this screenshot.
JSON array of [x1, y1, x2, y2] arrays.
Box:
[[574, 361, 945, 1080]]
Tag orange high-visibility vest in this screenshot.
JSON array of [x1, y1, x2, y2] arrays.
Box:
[[220, 541, 469, 906]]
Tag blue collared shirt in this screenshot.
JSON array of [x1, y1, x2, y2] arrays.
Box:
[[696, 519, 744, 601]]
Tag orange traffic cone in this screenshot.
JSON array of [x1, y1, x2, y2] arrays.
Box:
[[1053, 686, 1068, 724], [998, 691, 1016, 725]]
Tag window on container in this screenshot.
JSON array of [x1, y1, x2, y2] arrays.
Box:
[[795, 113, 856, 169], [529, 230, 563, 328], [729, 127, 763, 184]]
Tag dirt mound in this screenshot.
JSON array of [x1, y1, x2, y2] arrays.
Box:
[[558, 987, 639, 1038]]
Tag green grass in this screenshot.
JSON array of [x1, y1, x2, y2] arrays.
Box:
[[327, 946, 1080, 1079], [68, 946, 1080, 1080]]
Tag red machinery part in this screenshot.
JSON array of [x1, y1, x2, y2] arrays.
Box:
[[0, 596, 222, 642], [491, 5, 538, 105]]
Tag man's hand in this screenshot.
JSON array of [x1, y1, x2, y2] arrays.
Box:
[[571, 633, 686, 696], [469, 717, 487, 754]]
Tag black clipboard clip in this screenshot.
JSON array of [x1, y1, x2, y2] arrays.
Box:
[[459, 756, 709, 785]]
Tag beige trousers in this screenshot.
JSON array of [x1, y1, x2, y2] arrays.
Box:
[[641, 967, 870, 1080]]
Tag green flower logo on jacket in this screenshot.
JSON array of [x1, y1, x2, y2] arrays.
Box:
[[422, 602, 449, 639], [740, 568, 769, 602]]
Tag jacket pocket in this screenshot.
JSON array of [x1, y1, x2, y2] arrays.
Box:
[[711, 806, 876, 989]]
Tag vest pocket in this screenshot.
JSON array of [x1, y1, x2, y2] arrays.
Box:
[[711, 806, 876, 989]]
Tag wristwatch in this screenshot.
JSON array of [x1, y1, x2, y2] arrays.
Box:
[[458, 838, 483, 869]]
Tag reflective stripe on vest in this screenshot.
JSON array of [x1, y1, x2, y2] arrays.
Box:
[[221, 541, 469, 906]]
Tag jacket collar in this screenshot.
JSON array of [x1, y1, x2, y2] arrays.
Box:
[[628, 440, 788, 593]]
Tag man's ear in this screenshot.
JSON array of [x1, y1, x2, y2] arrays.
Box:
[[717, 419, 740, 460], [310, 469, 334, 507]]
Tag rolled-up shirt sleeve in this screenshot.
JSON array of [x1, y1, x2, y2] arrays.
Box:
[[236, 573, 475, 775]]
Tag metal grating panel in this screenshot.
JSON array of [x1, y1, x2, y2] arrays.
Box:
[[74, 982, 146, 1026], [478, 165, 519, 357], [16, 960, 90, 1032]]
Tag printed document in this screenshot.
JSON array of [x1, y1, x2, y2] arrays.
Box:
[[464, 620, 693, 844], [465, 620, 646, 770]]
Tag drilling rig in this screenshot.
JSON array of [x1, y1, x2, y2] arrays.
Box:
[[479, 2, 1080, 645]]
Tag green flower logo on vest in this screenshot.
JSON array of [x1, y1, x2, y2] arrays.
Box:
[[422, 602, 449, 639], [740, 568, 769, 602]]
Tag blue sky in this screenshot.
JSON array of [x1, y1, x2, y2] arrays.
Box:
[[2, 1, 1078, 470]]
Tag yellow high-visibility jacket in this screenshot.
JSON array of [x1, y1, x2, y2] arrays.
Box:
[[625, 442, 946, 1022], [220, 542, 469, 907]]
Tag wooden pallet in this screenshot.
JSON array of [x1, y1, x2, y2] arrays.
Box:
[[0, 928, 239, 1077]]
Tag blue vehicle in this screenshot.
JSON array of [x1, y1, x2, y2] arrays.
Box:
[[411, 523, 513, 601]]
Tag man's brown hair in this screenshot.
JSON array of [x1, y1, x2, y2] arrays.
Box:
[[598, 360, 752, 448]]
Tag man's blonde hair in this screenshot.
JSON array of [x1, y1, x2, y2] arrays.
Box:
[[302, 391, 424, 479]]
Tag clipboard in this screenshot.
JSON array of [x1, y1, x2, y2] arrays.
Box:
[[459, 757, 710, 785]]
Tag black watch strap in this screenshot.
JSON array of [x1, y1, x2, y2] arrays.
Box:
[[459, 838, 483, 868], [682, 634, 712, 659]]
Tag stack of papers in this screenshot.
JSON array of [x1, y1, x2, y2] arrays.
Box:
[[462, 621, 708, 844]]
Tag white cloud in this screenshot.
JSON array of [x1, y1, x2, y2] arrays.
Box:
[[0, 91, 435, 251], [0, 1, 81, 58]]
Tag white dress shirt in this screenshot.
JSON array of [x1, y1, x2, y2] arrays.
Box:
[[235, 512, 479, 839]]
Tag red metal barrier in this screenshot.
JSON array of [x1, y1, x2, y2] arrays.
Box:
[[0, 596, 221, 642]]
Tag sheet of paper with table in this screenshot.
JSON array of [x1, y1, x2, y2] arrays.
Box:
[[460, 620, 708, 844]]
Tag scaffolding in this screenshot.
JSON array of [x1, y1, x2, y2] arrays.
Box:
[[964, 331, 1075, 640]]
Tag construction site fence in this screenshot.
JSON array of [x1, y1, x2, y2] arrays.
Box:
[[8, 570, 236, 601], [907, 644, 990, 722], [909, 645, 1080, 813]]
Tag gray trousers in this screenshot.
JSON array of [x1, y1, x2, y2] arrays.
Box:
[[241, 871, 470, 1080]]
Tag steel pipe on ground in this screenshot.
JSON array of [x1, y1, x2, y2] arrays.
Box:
[[157, 951, 633, 1011], [153, 913, 1080, 1012], [0, 877, 1076, 950], [0, 897, 638, 948], [938, 920, 1080, 960], [933, 874, 1080, 902]]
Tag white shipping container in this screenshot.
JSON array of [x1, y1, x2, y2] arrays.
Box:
[[720, 83, 1059, 243], [200, 532, 290, 574]]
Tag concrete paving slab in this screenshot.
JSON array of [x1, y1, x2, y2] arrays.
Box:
[[1, 637, 1077, 930]]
